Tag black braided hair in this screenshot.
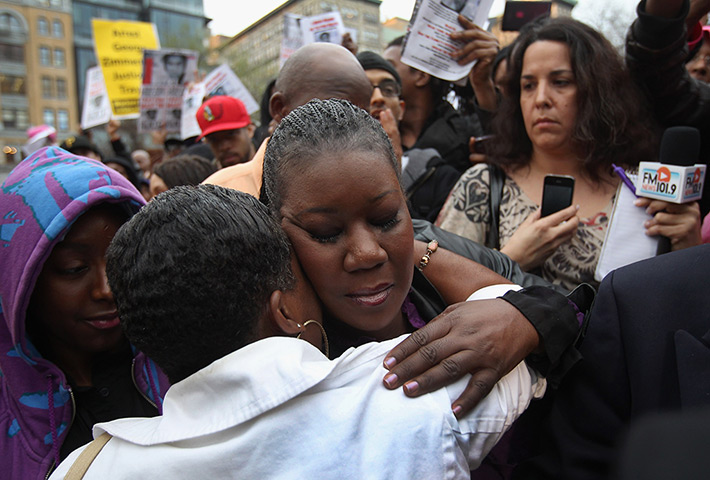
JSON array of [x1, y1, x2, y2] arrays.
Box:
[[262, 98, 398, 214]]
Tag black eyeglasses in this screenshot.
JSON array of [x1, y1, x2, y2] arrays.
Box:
[[372, 79, 401, 98]]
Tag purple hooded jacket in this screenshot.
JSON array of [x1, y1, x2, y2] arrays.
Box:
[[0, 147, 170, 479]]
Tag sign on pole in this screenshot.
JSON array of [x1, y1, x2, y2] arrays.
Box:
[[92, 19, 159, 118], [80, 66, 112, 130]]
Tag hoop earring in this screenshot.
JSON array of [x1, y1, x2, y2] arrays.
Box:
[[296, 319, 330, 358]]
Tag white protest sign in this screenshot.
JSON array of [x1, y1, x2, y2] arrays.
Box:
[[300, 11, 345, 45], [180, 82, 206, 140], [203, 64, 259, 114], [402, 0, 495, 82], [81, 66, 112, 130]]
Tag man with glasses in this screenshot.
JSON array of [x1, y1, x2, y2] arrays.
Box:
[[357, 51, 461, 222], [686, 25, 710, 83]]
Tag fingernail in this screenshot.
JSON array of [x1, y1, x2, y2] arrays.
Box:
[[383, 373, 398, 388], [452, 405, 463, 417], [403, 381, 419, 395], [633, 199, 643, 206], [383, 356, 397, 369], [575, 204, 580, 210]]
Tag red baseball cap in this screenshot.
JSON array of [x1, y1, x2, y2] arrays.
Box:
[[196, 95, 250, 140]]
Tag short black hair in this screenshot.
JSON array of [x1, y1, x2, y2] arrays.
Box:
[[106, 184, 294, 383], [262, 98, 398, 214], [356, 50, 401, 86], [153, 154, 217, 189], [161, 53, 187, 65], [103, 156, 141, 190]]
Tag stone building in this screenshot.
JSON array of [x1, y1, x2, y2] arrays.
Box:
[[0, 0, 77, 161], [217, 0, 381, 110]]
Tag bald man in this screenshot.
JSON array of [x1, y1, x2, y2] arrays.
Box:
[[202, 43, 372, 196]]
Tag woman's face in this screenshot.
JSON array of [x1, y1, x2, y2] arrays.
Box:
[[686, 39, 710, 84], [149, 173, 168, 199], [520, 40, 578, 156], [27, 205, 126, 360], [279, 149, 414, 340]]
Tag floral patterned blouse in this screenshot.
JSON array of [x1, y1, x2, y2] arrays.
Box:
[[437, 163, 613, 290]]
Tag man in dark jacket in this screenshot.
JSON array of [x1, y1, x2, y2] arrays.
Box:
[[356, 50, 461, 222], [626, 0, 710, 217]]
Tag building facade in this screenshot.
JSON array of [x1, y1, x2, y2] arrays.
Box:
[[0, 0, 77, 161], [217, 0, 381, 111]]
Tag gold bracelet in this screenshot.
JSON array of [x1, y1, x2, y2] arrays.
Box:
[[417, 239, 438, 271]]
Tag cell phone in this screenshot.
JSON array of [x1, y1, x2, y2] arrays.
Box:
[[501, 1, 552, 31], [540, 174, 575, 217], [472, 135, 494, 155]]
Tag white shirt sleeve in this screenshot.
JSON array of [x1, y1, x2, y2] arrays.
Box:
[[445, 283, 547, 469]]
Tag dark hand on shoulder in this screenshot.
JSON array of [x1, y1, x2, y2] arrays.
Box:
[[382, 298, 539, 418]]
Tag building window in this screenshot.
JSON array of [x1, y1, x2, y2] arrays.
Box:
[[2, 107, 29, 130], [0, 74, 26, 95], [56, 77, 66, 98], [57, 109, 69, 131], [42, 76, 52, 97], [52, 19, 63, 37], [0, 12, 24, 34], [364, 13, 379, 24], [43, 108, 55, 127], [39, 46, 51, 65], [53, 47, 65, 67], [342, 7, 359, 20], [362, 29, 379, 43], [0, 43, 24, 62], [49, 0, 63, 7], [38, 17, 49, 35]]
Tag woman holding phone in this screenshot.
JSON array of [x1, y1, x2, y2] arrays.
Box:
[[437, 17, 701, 290]]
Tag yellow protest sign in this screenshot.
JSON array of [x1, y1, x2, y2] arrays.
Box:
[[92, 19, 159, 117]]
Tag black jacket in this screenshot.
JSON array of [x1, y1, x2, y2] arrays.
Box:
[[626, 0, 710, 216], [412, 219, 593, 386], [402, 148, 462, 222]]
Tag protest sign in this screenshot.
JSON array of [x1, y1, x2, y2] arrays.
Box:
[[81, 66, 112, 130], [138, 49, 199, 133], [280, 13, 304, 68], [300, 11, 345, 45], [401, 0, 495, 81], [203, 64, 259, 114], [93, 19, 159, 117], [180, 82, 206, 140]]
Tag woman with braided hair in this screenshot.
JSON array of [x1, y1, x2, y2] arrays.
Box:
[[261, 98, 589, 417]]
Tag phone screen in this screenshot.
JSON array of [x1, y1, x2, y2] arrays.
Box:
[[541, 176, 575, 217]]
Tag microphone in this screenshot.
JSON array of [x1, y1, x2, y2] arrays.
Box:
[[636, 126, 705, 255]]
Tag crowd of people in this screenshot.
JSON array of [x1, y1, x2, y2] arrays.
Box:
[[2, 0, 710, 478]]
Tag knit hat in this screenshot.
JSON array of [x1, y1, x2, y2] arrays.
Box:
[[23, 125, 57, 156], [196, 96, 250, 140], [356, 51, 401, 86], [59, 134, 101, 157]]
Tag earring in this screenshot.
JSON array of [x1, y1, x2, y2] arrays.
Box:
[[296, 319, 330, 358]]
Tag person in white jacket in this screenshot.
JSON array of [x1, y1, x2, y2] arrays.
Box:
[[51, 185, 545, 480]]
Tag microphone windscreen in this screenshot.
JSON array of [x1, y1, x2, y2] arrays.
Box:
[[658, 126, 700, 166]]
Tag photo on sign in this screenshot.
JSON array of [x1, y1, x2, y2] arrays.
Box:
[[139, 48, 199, 133], [142, 49, 198, 86]]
